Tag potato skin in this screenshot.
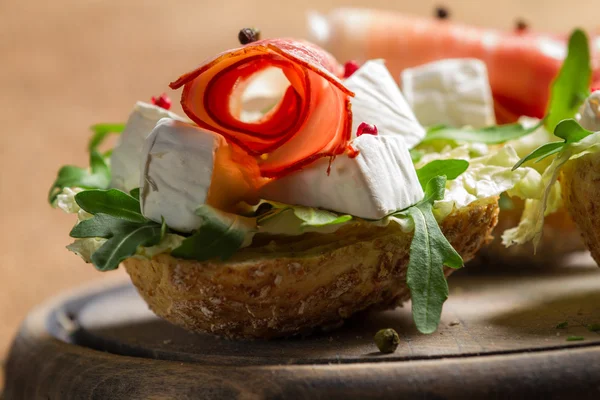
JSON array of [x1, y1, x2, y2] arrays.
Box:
[[562, 152, 600, 267], [124, 198, 499, 339], [474, 197, 584, 267]]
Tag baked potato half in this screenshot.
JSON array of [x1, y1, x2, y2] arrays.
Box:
[[124, 197, 499, 339], [474, 197, 584, 267], [561, 152, 600, 266]]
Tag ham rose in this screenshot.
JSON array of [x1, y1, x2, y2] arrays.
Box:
[[170, 38, 354, 178]]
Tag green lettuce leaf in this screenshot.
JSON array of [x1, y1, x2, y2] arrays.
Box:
[[504, 119, 598, 248], [545, 29, 591, 132], [256, 201, 353, 230], [394, 176, 463, 334], [171, 205, 256, 261]]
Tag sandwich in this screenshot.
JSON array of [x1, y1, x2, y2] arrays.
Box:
[[49, 30, 547, 339], [308, 8, 598, 265]]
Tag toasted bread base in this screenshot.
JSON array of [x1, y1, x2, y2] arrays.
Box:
[[562, 153, 600, 267], [124, 197, 499, 339], [474, 197, 584, 267]]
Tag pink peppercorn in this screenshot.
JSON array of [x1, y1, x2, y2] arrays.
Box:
[[151, 93, 172, 110], [356, 122, 378, 137], [343, 61, 360, 78]]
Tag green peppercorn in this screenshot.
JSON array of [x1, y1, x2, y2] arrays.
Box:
[[238, 28, 261, 45], [374, 328, 400, 353]]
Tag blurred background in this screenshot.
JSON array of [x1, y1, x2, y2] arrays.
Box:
[[0, 0, 597, 359]]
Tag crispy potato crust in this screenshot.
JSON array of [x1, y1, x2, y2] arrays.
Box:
[[124, 197, 499, 339], [474, 197, 584, 267], [562, 152, 600, 267]]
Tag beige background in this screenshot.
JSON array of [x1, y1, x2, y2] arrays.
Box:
[[0, 0, 596, 358]]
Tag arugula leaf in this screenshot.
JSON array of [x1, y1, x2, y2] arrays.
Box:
[[556, 321, 569, 329], [129, 187, 140, 200], [513, 119, 593, 170], [69, 213, 144, 238], [74, 189, 145, 222], [88, 123, 125, 152], [545, 29, 591, 132], [69, 212, 163, 271], [171, 205, 254, 261], [91, 223, 163, 271], [48, 162, 110, 204], [394, 176, 463, 334], [415, 159, 469, 189], [554, 119, 593, 142], [512, 142, 564, 170], [421, 119, 543, 144]]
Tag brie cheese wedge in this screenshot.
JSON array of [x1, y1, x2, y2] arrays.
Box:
[[110, 102, 186, 192], [259, 134, 423, 220], [401, 59, 496, 128], [140, 119, 260, 232], [345, 59, 425, 147], [577, 91, 600, 131]]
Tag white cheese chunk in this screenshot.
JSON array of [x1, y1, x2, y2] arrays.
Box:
[[110, 102, 186, 192], [140, 119, 260, 232], [577, 91, 600, 131], [345, 59, 425, 147], [259, 134, 423, 219], [401, 59, 496, 128]]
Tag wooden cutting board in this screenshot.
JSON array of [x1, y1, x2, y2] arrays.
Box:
[[4, 255, 600, 399]]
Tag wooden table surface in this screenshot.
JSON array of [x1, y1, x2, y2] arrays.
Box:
[[1, 0, 599, 361]]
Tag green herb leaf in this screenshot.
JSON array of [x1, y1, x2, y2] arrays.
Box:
[[129, 187, 140, 200], [91, 223, 163, 271], [415, 159, 469, 189], [587, 323, 600, 332], [421, 119, 544, 144], [69, 213, 144, 238], [171, 205, 254, 261], [395, 176, 463, 334], [556, 321, 569, 329], [74, 189, 145, 222], [513, 119, 594, 170], [48, 164, 111, 204], [545, 29, 591, 132], [88, 123, 125, 152], [566, 336, 585, 341], [512, 142, 564, 170], [554, 119, 594, 142]]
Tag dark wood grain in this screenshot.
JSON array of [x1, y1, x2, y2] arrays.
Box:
[[4, 258, 600, 399]]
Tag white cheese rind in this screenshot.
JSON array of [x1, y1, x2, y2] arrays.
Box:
[[577, 91, 600, 131], [110, 102, 186, 192], [140, 119, 220, 232], [259, 135, 424, 219], [401, 58, 496, 128], [344, 59, 425, 147]]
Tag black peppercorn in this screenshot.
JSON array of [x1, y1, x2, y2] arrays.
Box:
[[238, 28, 261, 45], [374, 328, 400, 353], [515, 19, 528, 32], [435, 6, 449, 20]]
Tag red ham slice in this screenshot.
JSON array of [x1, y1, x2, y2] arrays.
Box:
[[170, 38, 354, 178]]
